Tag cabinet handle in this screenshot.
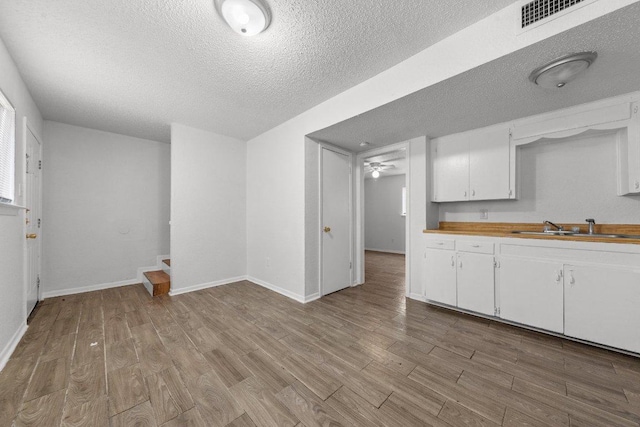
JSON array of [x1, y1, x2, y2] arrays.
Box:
[[464, 191, 467, 197], [459, 260, 463, 269], [435, 242, 444, 245], [471, 244, 480, 248], [472, 189, 476, 196], [569, 271, 575, 285], [451, 255, 455, 267], [555, 270, 563, 282], [636, 181, 640, 190]]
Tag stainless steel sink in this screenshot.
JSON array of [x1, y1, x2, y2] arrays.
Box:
[[511, 231, 640, 239], [511, 230, 575, 236]]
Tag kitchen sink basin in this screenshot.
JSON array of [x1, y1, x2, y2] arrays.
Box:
[[511, 231, 640, 239]]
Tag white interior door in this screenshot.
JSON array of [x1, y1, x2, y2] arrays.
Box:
[[322, 147, 351, 295], [25, 125, 42, 316]]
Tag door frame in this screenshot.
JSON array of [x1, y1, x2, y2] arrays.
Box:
[[23, 117, 43, 316], [355, 140, 411, 295], [318, 142, 354, 297]]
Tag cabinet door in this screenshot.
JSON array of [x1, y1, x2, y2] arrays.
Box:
[[457, 252, 494, 315], [565, 264, 640, 353], [424, 249, 457, 306], [432, 134, 469, 202], [499, 257, 563, 333], [469, 126, 511, 201]]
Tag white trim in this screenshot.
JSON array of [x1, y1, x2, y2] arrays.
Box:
[[248, 276, 308, 303], [168, 276, 247, 296], [356, 141, 411, 294], [41, 278, 139, 299], [0, 201, 26, 215], [318, 143, 354, 297], [304, 292, 321, 303], [0, 322, 27, 372], [365, 248, 406, 255]]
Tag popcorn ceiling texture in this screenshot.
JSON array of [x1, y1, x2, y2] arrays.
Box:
[[0, 0, 515, 143]]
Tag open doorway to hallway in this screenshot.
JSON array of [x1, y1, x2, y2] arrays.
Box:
[[362, 148, 407, 291]]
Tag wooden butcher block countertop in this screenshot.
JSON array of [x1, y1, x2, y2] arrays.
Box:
[[424, 222, 640, 245]]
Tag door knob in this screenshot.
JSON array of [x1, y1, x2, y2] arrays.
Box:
[[26, 233, 37, 239], [323, 226, 331, 233]]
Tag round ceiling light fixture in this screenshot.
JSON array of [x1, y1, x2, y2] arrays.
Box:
[[216, 0, 271, 36], [529, 52, 597, 89], [371, 170, 380, 179]]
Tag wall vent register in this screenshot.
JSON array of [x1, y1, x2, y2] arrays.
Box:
[[521, 0, 586, 28]]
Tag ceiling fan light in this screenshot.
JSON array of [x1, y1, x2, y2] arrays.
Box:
[[218, 0, 271, 36], [372, 170, 380, 178]]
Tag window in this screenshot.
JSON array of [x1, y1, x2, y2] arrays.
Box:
[[0, 89, 15, 203]]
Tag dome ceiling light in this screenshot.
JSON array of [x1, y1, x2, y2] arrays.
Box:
[[529, 52, 597, 89], [216, 0, 271, 36]]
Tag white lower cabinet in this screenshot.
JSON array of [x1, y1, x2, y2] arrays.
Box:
[[424, 234, 640, 354], [498, 257, 564, 333], [564, 264, 640, 354], [457, 252, 495, 316], [424, 248, 457, 306]]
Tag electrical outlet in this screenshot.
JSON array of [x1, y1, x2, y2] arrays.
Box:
[[480, 209, 489, 220]]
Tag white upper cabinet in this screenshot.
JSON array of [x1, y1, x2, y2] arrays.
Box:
[[432, 123, 514, 202], [469, 126, 512, 201], [432, 132, 469, 202]]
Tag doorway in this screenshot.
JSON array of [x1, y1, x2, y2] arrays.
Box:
[[362, 148, 407, 288], [355, 141, 412, 294]]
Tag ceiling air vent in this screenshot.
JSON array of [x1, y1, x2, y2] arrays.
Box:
[[520, 0, 598, 31]]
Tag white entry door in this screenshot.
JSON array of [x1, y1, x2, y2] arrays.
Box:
[[25, 124, 42, 316], [321, 147, 352, 295]]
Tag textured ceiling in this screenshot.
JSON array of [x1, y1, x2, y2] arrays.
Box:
[[310, 3, 640, 152], [0, 0, 517, 143]]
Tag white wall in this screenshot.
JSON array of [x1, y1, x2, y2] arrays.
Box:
[[42, 122, 170, 296], [170, 124, 246, 294], [365, 175, 406, 253], [304, 138, 320, 297], [440, 132, 640, 224], [0, 37, 44, 369]]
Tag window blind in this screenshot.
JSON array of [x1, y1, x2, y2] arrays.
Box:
[[0, 91, 15, 203]]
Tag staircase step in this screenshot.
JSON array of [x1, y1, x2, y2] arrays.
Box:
[[162, 259, 170, 267], [143, 270, 170, 296]]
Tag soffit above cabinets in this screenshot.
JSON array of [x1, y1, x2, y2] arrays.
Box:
[[310, 2, 640, 153]]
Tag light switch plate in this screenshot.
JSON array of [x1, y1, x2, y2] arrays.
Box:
[[480, 209, 489, 220]]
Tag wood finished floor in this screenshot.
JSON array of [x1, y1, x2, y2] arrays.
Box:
[[2, 250, 640, 426]]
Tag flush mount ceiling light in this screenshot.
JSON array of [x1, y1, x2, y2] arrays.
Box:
[[371, 170, 380, 178], [216, 0, 271, 36], [529, 52, 597, 89]]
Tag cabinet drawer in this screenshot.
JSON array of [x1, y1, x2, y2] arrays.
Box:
[[425, 239, 455, 250], [457, 240, 494, 254]]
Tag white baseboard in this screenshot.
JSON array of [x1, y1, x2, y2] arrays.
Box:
[[169, 276, 247, 296], [246, 276, 308, 303], [0, 322, 27, 372], [365, 248, 406, 255], [304, 292, 320, 303], [409, 292, 427, 302], [41, 278, 139, 299]]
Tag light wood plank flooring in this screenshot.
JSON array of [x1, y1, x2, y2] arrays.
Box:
[[2, 250, 640, 426]]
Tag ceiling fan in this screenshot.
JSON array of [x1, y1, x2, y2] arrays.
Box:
[[364, 161, 395, 178]]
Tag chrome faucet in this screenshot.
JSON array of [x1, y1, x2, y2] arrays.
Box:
[[543, 220, 563, 231], [586, 218, 596, 234]]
